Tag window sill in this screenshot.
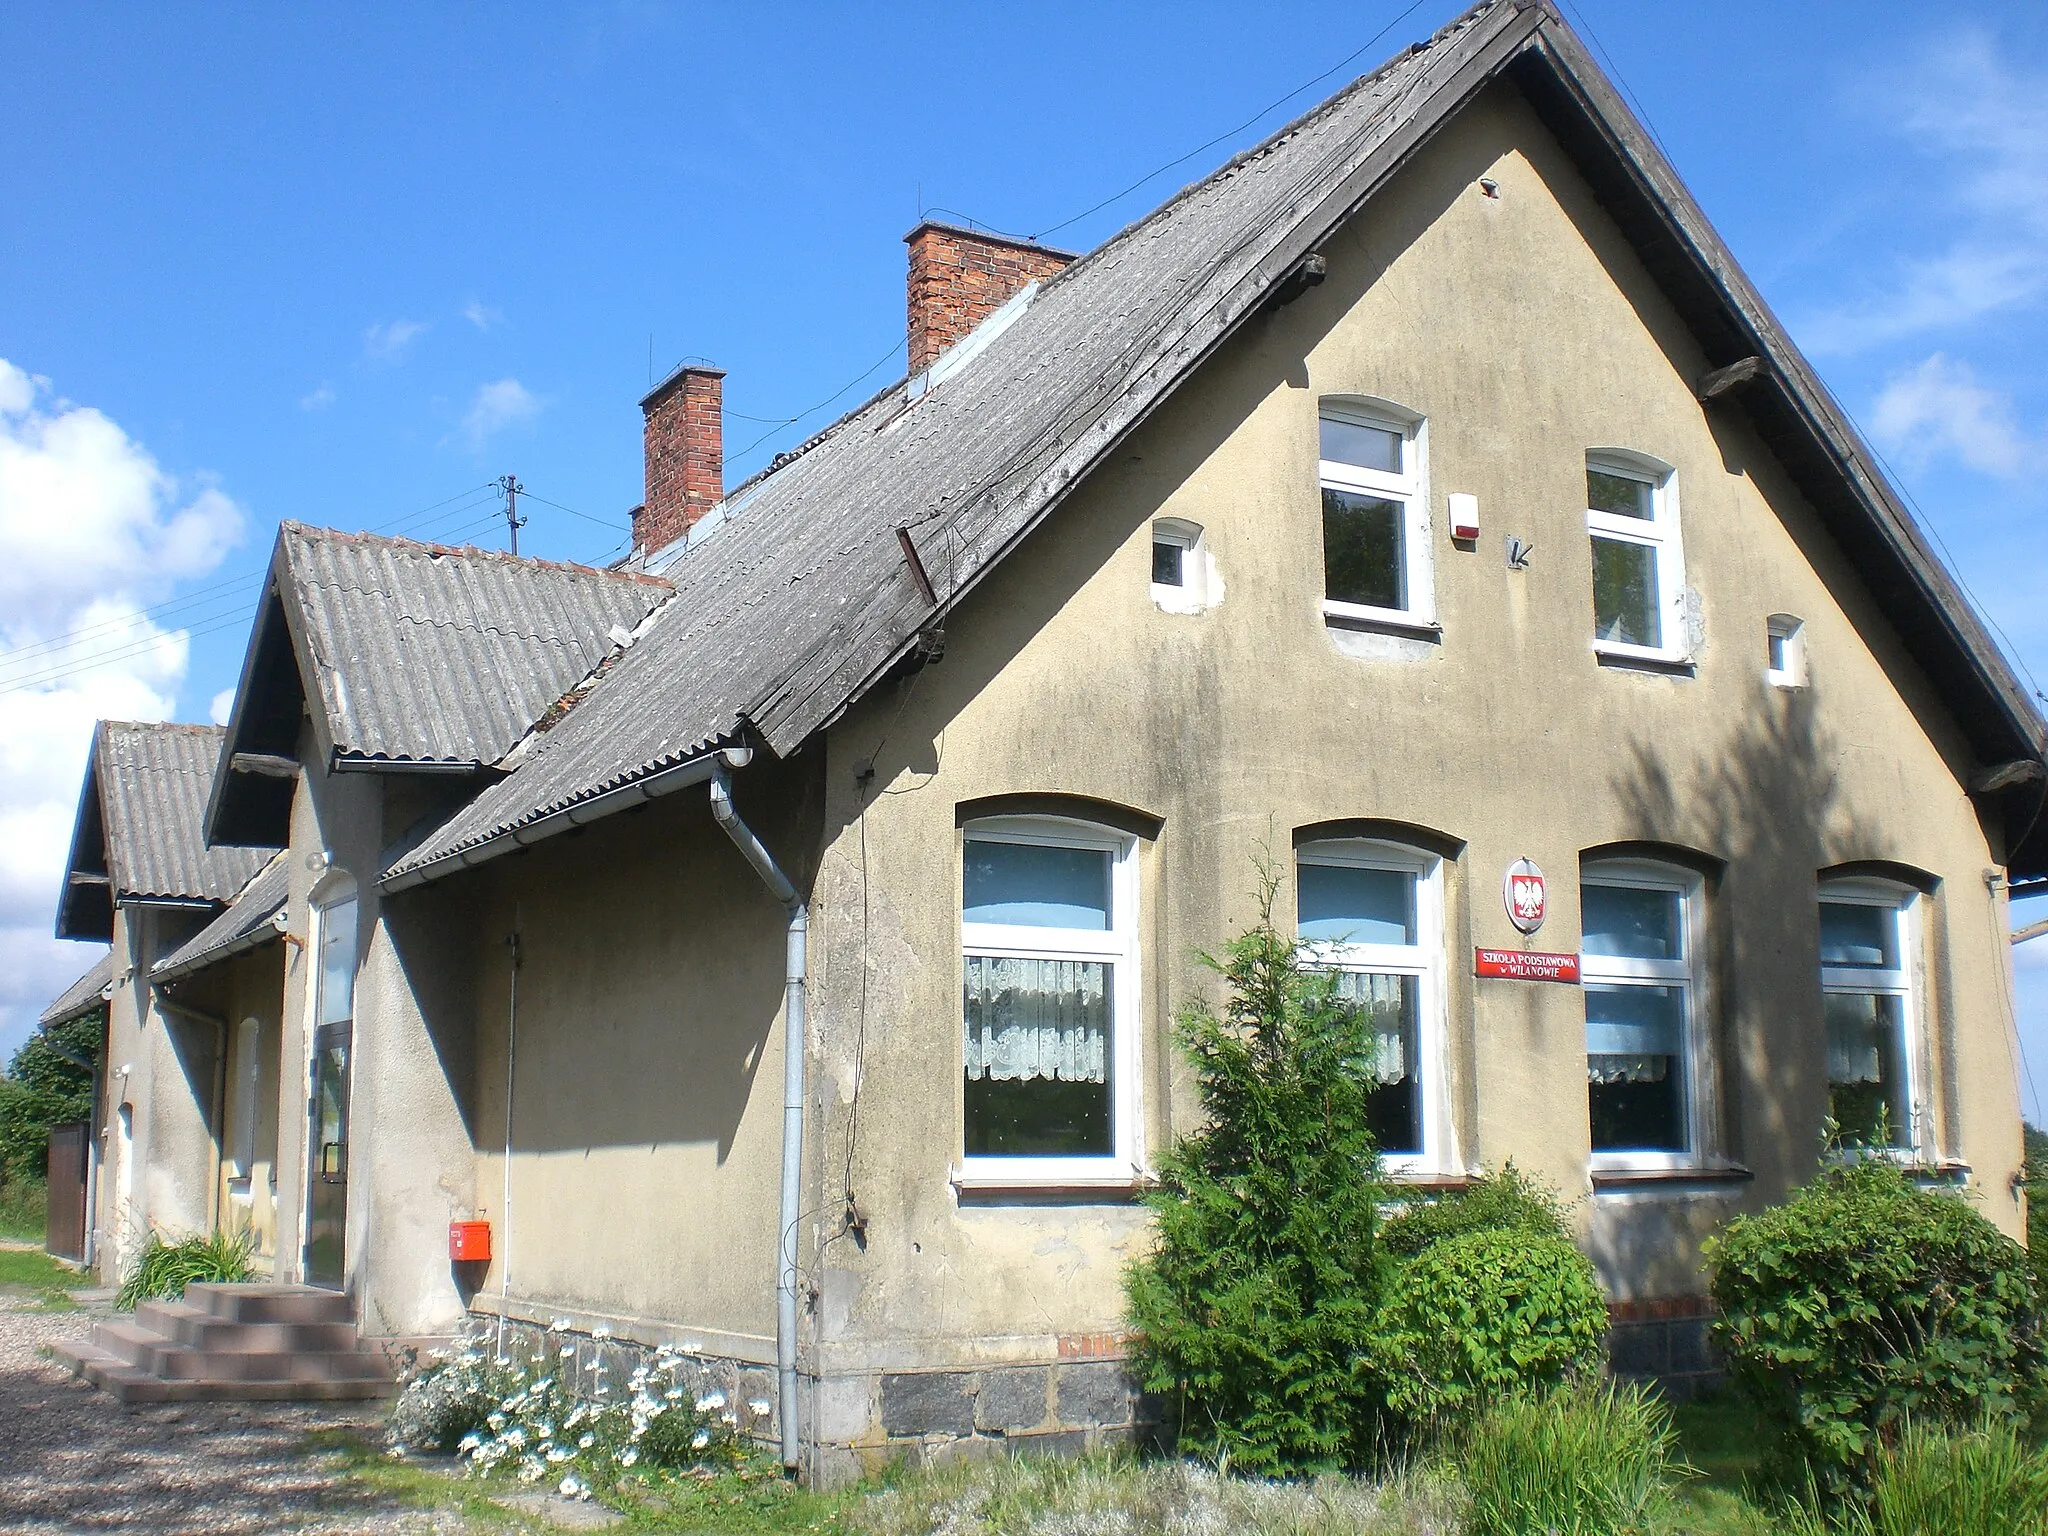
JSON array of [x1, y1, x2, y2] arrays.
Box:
[[1382, 1172, 1477, 1195], [953, 1169, 1156, 1204], [1593, 643, 1695, 677], [1322, 602, 1441, 641], [1590, 1164, 1752, 1191]]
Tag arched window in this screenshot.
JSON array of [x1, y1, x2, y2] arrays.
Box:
[[1581, 858, 1705, 1166], [1294, 838, 1446, 1170], [1818, 878, 1922, 1153], [958, 817, 1141, 1185], [1319, 398, 1434, 630]]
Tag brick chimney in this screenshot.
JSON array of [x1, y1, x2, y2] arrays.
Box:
[[905, 222, 1074, 374], [636, 364, 724, 554]]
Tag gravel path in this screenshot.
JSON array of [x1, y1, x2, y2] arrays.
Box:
[[0, 1279, 472, 1535]]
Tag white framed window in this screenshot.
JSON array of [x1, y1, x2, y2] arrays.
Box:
[[1586, 453, 1687, 663], [1766, 614, 1805, 688], [958, 818, 1142, 1187], [1818, 881, 1922, 1154], [1319, 400, 1434, 631], [1581, 861, 1706, 1168], [1295, 840, 1447, 1174], [1150, 517, 1219, 614]]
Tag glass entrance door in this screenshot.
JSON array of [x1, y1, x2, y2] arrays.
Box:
[[305, 1022, 351, 1288]]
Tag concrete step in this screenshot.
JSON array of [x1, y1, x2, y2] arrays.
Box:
[[53, 1340, 394, 1404], [90, 1321, 393, 1383], [185, 1283, 353, 1327], [135, 1299, 358, 1355]]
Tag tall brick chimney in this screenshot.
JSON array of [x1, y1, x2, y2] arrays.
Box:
[[905, 222, 1074, 374], [636, 364, 724, 554]]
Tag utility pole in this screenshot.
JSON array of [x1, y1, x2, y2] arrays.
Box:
[[498, 474, 526, 556]]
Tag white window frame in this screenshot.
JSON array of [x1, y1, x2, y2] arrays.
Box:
[[296, 877, 356, 1279], [1767, 613, 1806, 689], [1294, 840, 1448, 1178], [1318, 400, 1435, 633], [956, 817, 1143, 1190], [1581, 861, 1708, 1172], [1149, 517, 1217, 615], [1818, 879, 1926, 1158], [1586, 452, 1688, 665]]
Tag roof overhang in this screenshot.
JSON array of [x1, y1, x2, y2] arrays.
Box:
[[56, 728, 114, 941]]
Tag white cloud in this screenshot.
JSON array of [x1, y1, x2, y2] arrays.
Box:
[[0, 359, 242, 1062], [1806, 34, 2048, 353], [461, 378, 541, 450], [300, 382, 336, 412], [1870, 354, 2033, 477], [363, 318, 428, 362], [209, 687, 235, 726], [463, 301, 503, 331]]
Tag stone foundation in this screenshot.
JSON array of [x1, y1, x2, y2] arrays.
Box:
[[1607, 1296, 1721, 1401]]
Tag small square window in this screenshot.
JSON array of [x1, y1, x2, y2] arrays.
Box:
[[1767, 615, 1805, 688], [1149, 519, 1213, 613]]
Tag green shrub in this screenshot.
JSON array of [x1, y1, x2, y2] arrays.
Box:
[[1368, 1228, 1609, 1426], [1707, 1156, 2041, 1493], [0, 1011, 98, 1185], [1124, 867, 1391, 1474], [1779, 1420, 2048, 1536], [114, 1229, 254, 1309], [2025, 1124, 2048, 1293], [1458, 1382, 1678, 1536], [0, 1174, 46, 1242], [1379, 1161, 1571, 1261]]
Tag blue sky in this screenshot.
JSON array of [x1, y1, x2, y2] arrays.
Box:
[[3, 0, 2046, 1098]]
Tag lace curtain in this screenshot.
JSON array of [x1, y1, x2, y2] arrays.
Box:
[[963, 956, 1108, 1083], [1825, 993, 1888, 1085], [1586, 984, 1680, 1085], [1331, 970, 1412, 1087]]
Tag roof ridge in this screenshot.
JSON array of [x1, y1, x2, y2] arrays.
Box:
[[100, 719, 226, 738], [279, 520, 671, 589]]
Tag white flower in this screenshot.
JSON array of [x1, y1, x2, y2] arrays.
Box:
[[559, 1474, 586, 1499], [559, 1345, 576, 1359], [504, 1427, 527, 1448], [748, 1398, 772, 1416], [591, 1324, 612, 1340], [619, 1447, 639, 1467], [547, 1447, 572, 1464], [695, 1390, 726, 1411], [551, 1316, 573, 1331], [578, 1433, 595, 1450], [691, 1429, 711, 1450], [458, 1433, 481, 1452]]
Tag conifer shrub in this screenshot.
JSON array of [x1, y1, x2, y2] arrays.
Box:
[[1708, 1154, 2042, 1493], [1124, 868, 1390, 1474], [1368, 1228, 1609, 1427], [1379, 1161, 1572, 1261]]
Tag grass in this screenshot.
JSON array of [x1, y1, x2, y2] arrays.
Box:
[[0, 1244, 82, 1310], [0, 1177, 47, 1242]]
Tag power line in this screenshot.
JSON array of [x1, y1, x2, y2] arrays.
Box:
[[729, 336, 907, 467], [1028, 0, 1432, 243], [515, 490, 629, 532]]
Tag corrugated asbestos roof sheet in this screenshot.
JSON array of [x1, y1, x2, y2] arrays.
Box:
[[100, 722, 274, 901], [279, 524, 673, 766], [40, 952, 113, 1028], [153, 852, 289, 984], [385, 2, 1522, 883]]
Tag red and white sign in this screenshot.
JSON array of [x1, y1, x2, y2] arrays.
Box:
[[1475, 948, 1581, 983], [1503, 857, 1547, 934]]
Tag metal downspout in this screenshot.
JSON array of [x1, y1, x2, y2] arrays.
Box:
[[707, 751, 806, 1473]]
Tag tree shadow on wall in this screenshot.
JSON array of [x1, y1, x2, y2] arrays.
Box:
[[1585, 682, 1891, 1293]]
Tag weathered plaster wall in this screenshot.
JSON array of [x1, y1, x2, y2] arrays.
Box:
[[458, 749, 820, 1353], [788, 75, 2023, 1448], [168, 943, 286, 1268]]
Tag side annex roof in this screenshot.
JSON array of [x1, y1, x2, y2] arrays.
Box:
[[207, 523, 673, 846], [153, 852, 290, 986], [40, 952, 114, 1030], [384, 0, 2048, 889]]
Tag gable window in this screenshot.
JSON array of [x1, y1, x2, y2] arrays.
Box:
[[960, 819, 1140, 1185], [1586, 454, 1686, 662], [1582, 862, 1704, 1166], [1295, 840, 1446, 1171], [1767, 614, 1805, 688], [1819, 883, 1920, 1152], [1149, 517, 1218, 614], [1320, 401, 1433, 630]]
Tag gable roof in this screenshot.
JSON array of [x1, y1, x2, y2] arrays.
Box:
[[153, 852, 290, 986], [207, 524, 673, 845], [385, 0, 2048, 889], [40, 952, 113, 1029], [57, 721, 277, 941]]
